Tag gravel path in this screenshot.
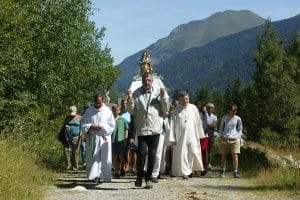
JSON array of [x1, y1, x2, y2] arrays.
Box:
[[45, 170, 298, 200]]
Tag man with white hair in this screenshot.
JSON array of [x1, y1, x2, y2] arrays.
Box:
[[62, 106, 81, 171], [205, 103, 218, 170]]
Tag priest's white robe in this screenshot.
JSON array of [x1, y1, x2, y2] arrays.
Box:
[[81, 105, 115, 181], [152, 117, 171, 177], [169, 103, 204, 177]]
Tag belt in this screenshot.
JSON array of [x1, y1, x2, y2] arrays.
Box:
[[221, 137, 237, 141]]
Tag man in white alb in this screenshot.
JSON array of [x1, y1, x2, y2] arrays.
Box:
[[169, 91, 205, 179], [81, 93, 115, 183]]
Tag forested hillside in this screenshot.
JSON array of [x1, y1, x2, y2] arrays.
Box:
[[158, 14, 300, 91], [189, 21, 300, 148], [116, 10, 265, 91]]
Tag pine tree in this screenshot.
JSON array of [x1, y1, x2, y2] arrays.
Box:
[[252, 21, 299, 147], [286, 33, 300, 84], [195, 85, 211, 105], [211, 90, 224, 121], [223, 78, 244, 107], [285, 33, 300, 145]]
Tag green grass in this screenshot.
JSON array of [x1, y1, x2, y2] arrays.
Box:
[[211, 139, 300, 189], [255, 167, 300, 190], [0, 140, 53, 200], [253, 145, 300, 190]]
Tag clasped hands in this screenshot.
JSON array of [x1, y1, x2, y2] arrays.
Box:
[[90, 124, 107, 141], [90, 124, 102, 130]]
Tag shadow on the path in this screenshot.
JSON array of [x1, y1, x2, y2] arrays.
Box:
[[55, 181, 155, 191], [54, 170, 143, 191], [55, 182, 127, 190], [194, 183, 296, 191]]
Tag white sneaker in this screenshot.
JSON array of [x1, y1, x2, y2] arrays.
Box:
[[208, 164, 212, 170]]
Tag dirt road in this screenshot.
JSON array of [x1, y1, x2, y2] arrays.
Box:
[[45, 170, 298, 200]]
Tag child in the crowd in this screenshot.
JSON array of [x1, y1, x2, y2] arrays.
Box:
[[119, 99, 137, 175], [112, 104, 129, 178]]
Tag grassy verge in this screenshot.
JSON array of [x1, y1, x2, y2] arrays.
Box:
[[255, 167, 300, 190], [254, 145, 300, 191], [212, 139, 300, 192], [0, 140, 53, 200]]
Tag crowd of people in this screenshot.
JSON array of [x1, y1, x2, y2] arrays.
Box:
[[60, 72, 243, 189]]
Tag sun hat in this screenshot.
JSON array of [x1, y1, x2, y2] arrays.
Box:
[[70, 106, 77, 115], [206, 103, 215, 109]]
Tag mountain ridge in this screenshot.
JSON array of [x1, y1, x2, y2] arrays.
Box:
[[115, 10, 266, 91], [157, 14, 300, 92]]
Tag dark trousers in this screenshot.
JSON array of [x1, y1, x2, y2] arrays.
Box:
[[80, 140, 86, 164], [136, 134, 160, 181]]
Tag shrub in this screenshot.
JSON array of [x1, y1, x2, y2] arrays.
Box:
[[1, 105, 65, 170], [259, 128, 281, 146], [239, 146, 270, 176]]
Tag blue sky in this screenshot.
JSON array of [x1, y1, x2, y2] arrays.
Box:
[[90, 0, 300, 64]]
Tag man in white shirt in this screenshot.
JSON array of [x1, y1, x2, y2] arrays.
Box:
[[205, 103, 218, 169]]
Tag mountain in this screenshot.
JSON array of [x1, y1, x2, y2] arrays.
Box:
[[157, 14, 300, 92], [154, 10, 265, 54], [115, 10, 265, 91]]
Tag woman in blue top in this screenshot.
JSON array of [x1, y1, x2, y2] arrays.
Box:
[[64, 106, 81, 171]]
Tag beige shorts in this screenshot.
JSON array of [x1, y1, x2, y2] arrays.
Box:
[[219, 138, 240, 155]]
